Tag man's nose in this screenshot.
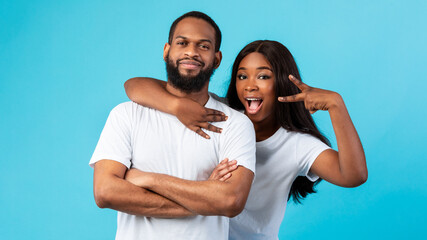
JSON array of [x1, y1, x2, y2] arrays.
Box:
[[184, 43, 200, 58]]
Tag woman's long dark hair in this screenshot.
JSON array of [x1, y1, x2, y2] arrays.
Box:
[[226, 40, 331, 203]]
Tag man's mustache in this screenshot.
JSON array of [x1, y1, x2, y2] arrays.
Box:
[[177, 57, 205, 67]]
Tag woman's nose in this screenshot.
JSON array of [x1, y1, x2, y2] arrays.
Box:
[[245, 81, 258, 91]]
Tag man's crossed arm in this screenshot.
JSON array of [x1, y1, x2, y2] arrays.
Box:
[[93, 160, 193, 218], [125, 163, 253, 217], [93, 158, 250, 218]]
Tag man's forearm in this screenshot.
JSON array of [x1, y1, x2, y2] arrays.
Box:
[[94, 161, 194, 218], [98, 178, 193, 218], [140, 167, 253, 217]]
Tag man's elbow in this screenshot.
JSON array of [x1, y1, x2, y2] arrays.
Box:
[[222, 194, 247, 218], [94, 185, 112, 209]]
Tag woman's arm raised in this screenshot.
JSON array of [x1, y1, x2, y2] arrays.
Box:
[[279, 75, 368, 187]]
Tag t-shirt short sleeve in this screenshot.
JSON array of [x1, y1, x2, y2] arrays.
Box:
[[89, 103, 133, 169], [220, 115, 256, 174], [296, 133, 331, 182]]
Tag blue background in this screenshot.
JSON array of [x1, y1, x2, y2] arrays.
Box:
[[1, 0, 426, 239]]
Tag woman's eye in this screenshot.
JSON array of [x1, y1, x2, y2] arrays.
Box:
[[237, 74, 247, 80], [259, 75, 271, 80]]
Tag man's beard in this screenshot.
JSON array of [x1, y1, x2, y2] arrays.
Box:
[[166, 56, 215, 94]]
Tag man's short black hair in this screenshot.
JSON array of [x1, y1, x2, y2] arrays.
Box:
[[168, 11, 222, 52]]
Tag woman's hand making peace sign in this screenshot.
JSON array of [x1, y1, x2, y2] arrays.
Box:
[[278, 75, 344, 114], [278, 74, 367, 187]]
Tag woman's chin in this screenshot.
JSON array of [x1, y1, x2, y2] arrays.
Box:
[[245, 109, 264, 123]]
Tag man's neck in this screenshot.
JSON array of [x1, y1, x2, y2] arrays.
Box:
[[166, 82, 210, 106]]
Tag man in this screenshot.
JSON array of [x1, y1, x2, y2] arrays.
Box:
[[89, 11, 256, 239]]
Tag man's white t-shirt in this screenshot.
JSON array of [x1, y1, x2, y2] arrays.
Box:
[[89, 95, 256, 240], [229, 127, 330, 240]]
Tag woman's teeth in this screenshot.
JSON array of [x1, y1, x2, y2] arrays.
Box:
[[246, 98, 263, 111]]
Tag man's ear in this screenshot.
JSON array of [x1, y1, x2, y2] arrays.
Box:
[[214, 51, 222, 69], [163, 43, 170, 61]]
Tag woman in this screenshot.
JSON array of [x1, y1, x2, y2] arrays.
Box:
[[124, 40, 367, 239]]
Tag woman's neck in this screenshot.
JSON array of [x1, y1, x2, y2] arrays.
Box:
[[251, 114, 280, 142]]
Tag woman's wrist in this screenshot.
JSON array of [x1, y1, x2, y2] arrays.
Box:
[[169, 96, 183, 116], [327, 92, 344, 110]]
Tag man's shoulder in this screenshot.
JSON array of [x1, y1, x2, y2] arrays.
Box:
[[107, 101, 154, 121], [110, 101, 178, 126], [111, 101, 148, 113]]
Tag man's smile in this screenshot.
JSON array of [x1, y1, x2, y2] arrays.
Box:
[[178, 59, 204, 70]]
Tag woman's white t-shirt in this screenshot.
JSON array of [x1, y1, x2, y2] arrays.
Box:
[[229, 127, 330, 240]]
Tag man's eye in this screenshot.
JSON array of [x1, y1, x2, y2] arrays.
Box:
[[237, 74, 247, 80], [200, 44, 209, 50], [177, 42, 186, 45]]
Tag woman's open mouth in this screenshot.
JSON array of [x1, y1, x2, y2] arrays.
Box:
[[245, 97, 263, 114]]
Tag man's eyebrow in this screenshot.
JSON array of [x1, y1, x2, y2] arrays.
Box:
[[199, 39, 212, 44], [175, 36, 212, 44]]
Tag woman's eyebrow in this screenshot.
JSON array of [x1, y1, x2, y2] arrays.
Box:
[[257, 66, 272, 71], [238, 66, 272, 71]]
